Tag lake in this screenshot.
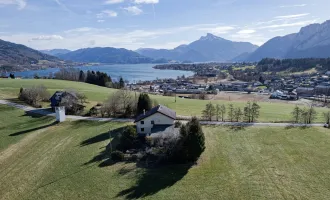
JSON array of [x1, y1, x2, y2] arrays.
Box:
[[11, 64, 194, 83]]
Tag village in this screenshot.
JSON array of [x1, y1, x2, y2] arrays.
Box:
[[130, 64, 330, 105]]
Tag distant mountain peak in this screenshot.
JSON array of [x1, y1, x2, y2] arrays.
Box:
[[199, 33, 225, 41]]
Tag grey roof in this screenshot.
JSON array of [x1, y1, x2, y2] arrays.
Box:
[[135, 105, 176, 122]]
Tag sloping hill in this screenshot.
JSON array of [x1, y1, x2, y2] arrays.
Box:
[[0, 39, 61, 65], [40, 49, 71, 56], [58, 47, 154, 64]]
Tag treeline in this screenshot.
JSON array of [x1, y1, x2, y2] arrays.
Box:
[[89, 92, 158, 118], [54, 68, 125, 88], [257, 58, 330, 73], [202, 101, 261, 123]]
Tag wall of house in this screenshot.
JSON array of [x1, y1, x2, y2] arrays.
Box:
[[136, 113, 175, 135]]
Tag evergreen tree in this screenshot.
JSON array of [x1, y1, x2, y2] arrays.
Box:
[[79, 70, 85, 82], [136, 93, 152, 115], [119, 77, 125, 88], [183, 117, 205, 162]]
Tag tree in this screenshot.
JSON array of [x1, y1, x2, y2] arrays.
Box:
[[119, 77, 125, 89], [324, 111, 330, 127], [219, 104, 226, 122], [202, 102, 215, 121], [234, 107, 243, 122], [9, 73, 15, 79], [172, 117, 205, 163], [79, 70, 86, 82], [117, 126, 138, 151], [291, 105, 301, 123], [306, 106, 317, 124], [251, 102, 261, 122], [228, 104, 234, 122], [244, 101, 261, 123], [136, 93, 152, 115], [215, 104, 220, 121]]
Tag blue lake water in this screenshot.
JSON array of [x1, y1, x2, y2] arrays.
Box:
[[11, 64, 194, 82]]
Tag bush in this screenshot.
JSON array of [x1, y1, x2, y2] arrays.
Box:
[[174, 121, 182, 128], [170, 117, 205, 163], [19, 85, 50, 107], [111, 151, 124, 162], [117, 126, 138, 151]]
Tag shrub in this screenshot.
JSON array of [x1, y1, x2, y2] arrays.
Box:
[[169, 117, 205, 163], [111, 151, 124, 162], [117, 126, 138, 151], [174, 121, 182, 128], [19, 85, 50, 107]]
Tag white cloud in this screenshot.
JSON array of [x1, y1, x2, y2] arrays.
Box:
[[104, 0, 124, 4], [29, 35, 64, 41], [275, 13, 310, 19], [97, 20, 105, 23], [259, 19, 318, 29], [280, 4, 307, 8], [198, 26, 235, 34], [0, 0, 26, 10], [237, 29, 256, 34], [97, 10, 118, 18], [123, 6, 143, 15], [134, 0, 159, 4]]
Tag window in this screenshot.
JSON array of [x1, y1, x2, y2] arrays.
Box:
[[151, 120, 155, 125], [141, 128, 144, 132], [141, 121, 144, 124]]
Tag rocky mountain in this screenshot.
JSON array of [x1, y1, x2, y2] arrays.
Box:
[[58, 47, 155, 64], [246, 33, 297, 61], [246, 20, 330, 61], [40, 49, 71, 56], [137, 33, 259, 62], [0, 39, 60, 66]]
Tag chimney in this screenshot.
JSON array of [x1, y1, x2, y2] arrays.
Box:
[[143, 109, 146, 115]]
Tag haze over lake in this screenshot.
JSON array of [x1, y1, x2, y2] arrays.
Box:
[[11, 64, 194, 82]]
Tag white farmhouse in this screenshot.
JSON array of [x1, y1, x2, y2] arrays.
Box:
[[135, 105, 176, 136]]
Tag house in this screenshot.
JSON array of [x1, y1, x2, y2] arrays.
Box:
[[134, 105, 177, 136], [49, 91, 84, 113], [296, 87, 315, 97]]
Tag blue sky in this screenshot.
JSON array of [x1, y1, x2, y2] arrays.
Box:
[[0, 0, 329, 50]]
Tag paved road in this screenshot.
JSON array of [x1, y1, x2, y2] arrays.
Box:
[[0, 100, 134, 123], [0, 99, 325, 127]]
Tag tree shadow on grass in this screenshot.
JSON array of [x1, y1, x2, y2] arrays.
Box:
[[82, 127, 123, 167], [116, 163, 193, 199], [22, 109, 54, 118], [80, 126, 126, 147], [9, 121, 59, 136]]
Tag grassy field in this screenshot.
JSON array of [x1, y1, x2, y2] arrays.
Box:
[[2, 104, 330, 199], [0, 78, 328, 122]]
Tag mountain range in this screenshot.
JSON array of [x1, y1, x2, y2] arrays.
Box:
[[40, 49, 71, 57], [1, 20, 330, 68], [246, 20, 330, 61], [57, 47, 157, 64], [137, 33, 259, 62]]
